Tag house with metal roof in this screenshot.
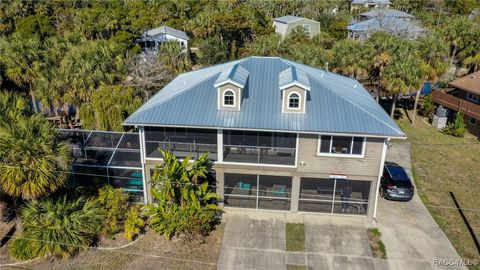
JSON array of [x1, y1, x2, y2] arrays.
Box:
[[273, 15, 321, 39], [135, 25, 189, 54], [432, 70, 480, 137], [348, 9, 423, 40], [124, 56, 405, 217], [351, 0, 391, 9]]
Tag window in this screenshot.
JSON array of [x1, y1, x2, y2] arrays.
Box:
[[318, 135, 366, 157], [466, 92, 478, 102], [288, 93, 300, 109], [223, 90, 235, 106], [469, 117, 477, 126], [302, 24, 311, 33]]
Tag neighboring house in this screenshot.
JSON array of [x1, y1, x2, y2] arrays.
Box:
[[123, 56, 406, 217], [351, 0, 391, 10], [347, 9, 423, 40], [135, 25, 189, 54], [432, 71, 480, 137], [273, 15, 321, 39]]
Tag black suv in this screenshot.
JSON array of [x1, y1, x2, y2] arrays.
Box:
[[380, 162, 414, 201]]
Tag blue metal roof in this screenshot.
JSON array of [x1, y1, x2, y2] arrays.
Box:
[[347, 17, 424, 35], [214, 64, 249, 88], [142, 25, 189, 41], [279, 66, 311, 90], [124, 57, 405, 138], [360, 9, 414, 18]]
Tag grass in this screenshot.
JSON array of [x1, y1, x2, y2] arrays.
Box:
[[396, 114, 480, 264], [286, 223, 305, 252], [367, 228, 387, 259]]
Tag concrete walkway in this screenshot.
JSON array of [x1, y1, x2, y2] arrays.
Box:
[[217, 142, 465, 270]]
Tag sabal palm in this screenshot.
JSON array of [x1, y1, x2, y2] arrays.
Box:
[[382, 55, 423, 118], [9, 196, 103, 259], [0, 114, 71, 200], [0, 91, 30, 123], [0, 34, 43, 112], [332, 39, 373, 79]]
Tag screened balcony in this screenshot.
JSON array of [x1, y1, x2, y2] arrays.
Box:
[[223, 130, 296, 165], [58, 130, 144, 202], [144, 127, 218, 160]]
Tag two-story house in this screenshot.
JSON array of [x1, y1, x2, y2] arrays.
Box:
[[432, 71, 480, 137], [273, 16, 321, 39], [123, 57, 406, 218]]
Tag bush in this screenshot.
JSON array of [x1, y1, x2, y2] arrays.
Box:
[[443, 112, 467, 137], [98, 185, 129, 237], [421, 94, 436, 119], [9, 196, 103, 259], [146, 151, 220, 240], [124, 205, 145, 241]]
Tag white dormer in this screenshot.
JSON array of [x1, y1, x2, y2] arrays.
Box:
[[214, 64, 249, 111], [279, 66, 311, 114]]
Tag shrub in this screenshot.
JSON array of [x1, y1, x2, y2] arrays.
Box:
[[9, 196, 103, 259], [146, 151, 220, 240], [421, 94, 436, 119], [124, 205, 145, 241], [443, 112, 467, 137], [98, 185, 129, 237]]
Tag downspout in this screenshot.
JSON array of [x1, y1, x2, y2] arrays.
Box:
[[373, 138, 389, 219]]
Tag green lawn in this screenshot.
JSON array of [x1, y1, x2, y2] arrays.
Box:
[[286, 223, 305, 252], [396, 115, 480, 263]]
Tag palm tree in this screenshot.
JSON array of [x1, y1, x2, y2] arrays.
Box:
[[0, 114, 71, 211], [0, 34, 43, 113], [382, 54, 423, 118], [332, 39, 373, 79], [9, 195, 103, 260], [412, 34, 449, 123], [0, 91, 30, 123], [441, 16, 475, 65]]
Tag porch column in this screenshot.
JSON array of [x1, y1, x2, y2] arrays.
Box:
[[372, 138, 388, 218], [138, 127, 150, 204], [216, 169, 225, 208], [290, 175, 301, 212], [217, 129, 223, 162]]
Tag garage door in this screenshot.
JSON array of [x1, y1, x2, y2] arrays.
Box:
[[223, 173, 292, 211], [298, 178, 371, 215]]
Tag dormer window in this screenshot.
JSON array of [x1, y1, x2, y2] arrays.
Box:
[[279, 66, 310, 114], [224, 90, 235, 106], [288, 93, 300, 109]]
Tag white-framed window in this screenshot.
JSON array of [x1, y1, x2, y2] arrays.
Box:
[[466, 92, 478, 102], [288, 92, 300, 109], [302, 24, 311, 33], [469, 117, 477, 126], [223, 89, 235, 106], [317, 135, 366, 158]]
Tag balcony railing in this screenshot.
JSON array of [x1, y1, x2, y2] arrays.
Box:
[[146, 140, 218, 160], [223, 145, 296, 165], [432, 90, 480, 119]]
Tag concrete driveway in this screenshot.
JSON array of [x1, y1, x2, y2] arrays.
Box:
[[217, 142, 465, 270], [378, 142, 466, 270]]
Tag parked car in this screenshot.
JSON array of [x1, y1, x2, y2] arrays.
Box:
[[380, 162, 414, 201]]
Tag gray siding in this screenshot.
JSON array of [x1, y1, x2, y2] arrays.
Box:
[[286, 19, 321, 39], [296, 134, 384, 181]]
